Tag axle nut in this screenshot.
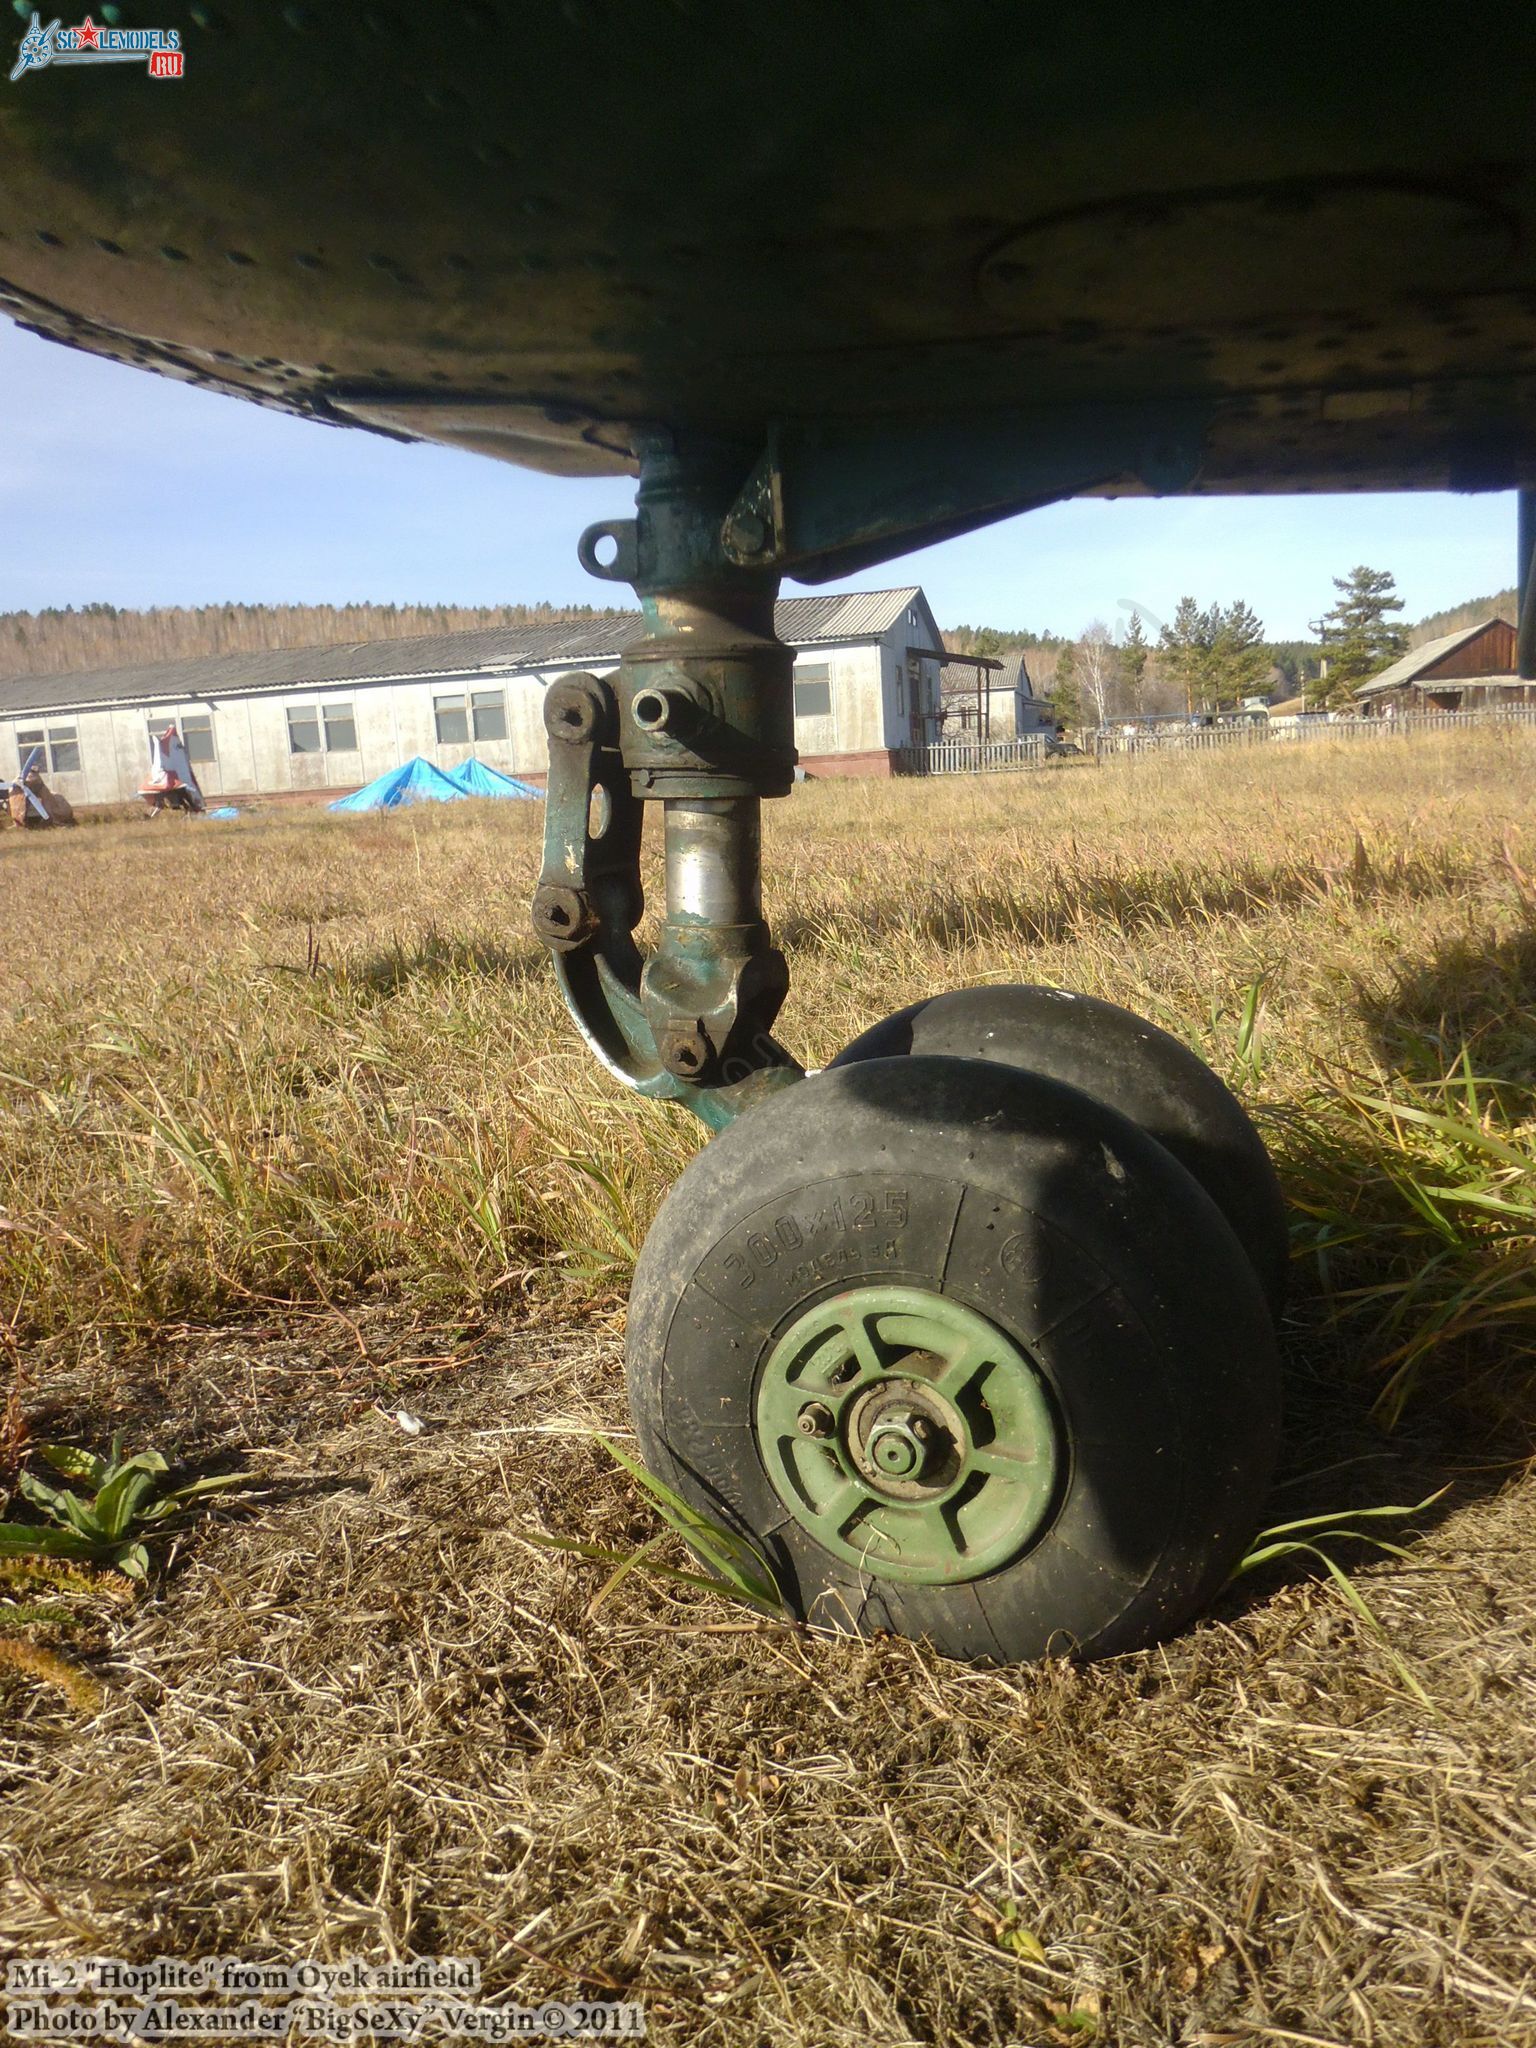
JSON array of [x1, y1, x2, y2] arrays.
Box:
[[866, 1413, 935, 1482], [724, 508, 769, 558]]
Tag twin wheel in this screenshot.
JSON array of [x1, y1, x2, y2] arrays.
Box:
[[626, 987, 1285, 1665]]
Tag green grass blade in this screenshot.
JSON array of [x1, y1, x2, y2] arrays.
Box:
[[523, 1531, 783, 1616], [1241, 1488, 1447, 1547], [93, 1465, 162, 1541], [17, 1472, 104, 1540], [0, 1523, 102, 1561], [595, 1436, 783, 1610], [38, 1445, 106, 1488]]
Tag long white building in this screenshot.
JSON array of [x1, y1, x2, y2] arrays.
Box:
[[0, 586, 1043, 809]]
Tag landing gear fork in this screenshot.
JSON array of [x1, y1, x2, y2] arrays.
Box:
[[531, 435, 802, 1132]]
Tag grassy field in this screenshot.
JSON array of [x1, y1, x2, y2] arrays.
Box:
[[3, 730, 1535, 2045]]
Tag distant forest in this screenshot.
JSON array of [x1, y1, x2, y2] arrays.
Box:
[[1408, 588, 1518, 646], [0, 600, 637, 680]]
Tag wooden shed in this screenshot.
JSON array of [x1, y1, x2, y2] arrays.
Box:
[[1354, 618, 1523, 712], [934, 651, 1053, 739]]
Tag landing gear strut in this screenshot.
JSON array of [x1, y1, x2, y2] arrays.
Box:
[[531, 435, 801, 1128], [532, 440, 1283, 1664]]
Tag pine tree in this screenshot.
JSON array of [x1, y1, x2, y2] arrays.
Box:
[[1158, 596, 1208, 713], [1209, 599, 1268, 707], [1309, 565, 1407, 708], [1120, 612, 1150, 714], [1156, 597, 1268, 711]]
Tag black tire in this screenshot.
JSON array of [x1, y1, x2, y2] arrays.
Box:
[[627, 1056, 1281, 1665], [830, 984, 1288, 1315]]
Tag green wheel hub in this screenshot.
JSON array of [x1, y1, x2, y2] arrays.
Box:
[[755, 1285, 1061, 1585]]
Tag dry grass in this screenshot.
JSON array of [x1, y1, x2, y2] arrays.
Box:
[[3, 728, 1532, 1357], [2, 729, 1536, 2044]]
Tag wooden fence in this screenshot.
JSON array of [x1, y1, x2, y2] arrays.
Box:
[[897, 705, 1536, 777], [898, 734, 1050, 776]]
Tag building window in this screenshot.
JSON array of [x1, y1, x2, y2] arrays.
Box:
[[147, 714, 217, 764], [17, 723, 81, 776], [434, 688, 506, 744], [434, 694, 469, 745], [471, 688, 507, 742], [286, 706, 323, 754], [793, 663, 832, 721], [323, 703, 358, 752], [286, 702, 356, 754], [183, 712, 217, 763]]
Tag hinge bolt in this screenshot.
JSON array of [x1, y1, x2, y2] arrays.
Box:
[[725, 508, 768, 558]]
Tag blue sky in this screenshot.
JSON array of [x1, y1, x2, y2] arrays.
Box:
[[0, 318, 1517, 641]]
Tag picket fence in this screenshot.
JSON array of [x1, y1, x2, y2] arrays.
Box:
[[896, 704, 1536, 776]]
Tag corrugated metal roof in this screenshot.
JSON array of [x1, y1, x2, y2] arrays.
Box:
[[779, 588, 921, 643], [0, 621, 638, 718], [0, 588, 925, 719], [1353, 618, 1511, 697], [939, 650, 1035, 700]]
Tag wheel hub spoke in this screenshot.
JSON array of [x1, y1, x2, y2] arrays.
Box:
[[931, 1336, 996, 1401], [756, 1284, 1062, 1585]]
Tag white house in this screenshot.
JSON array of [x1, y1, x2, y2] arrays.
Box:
[[0, 588, 948, 808]]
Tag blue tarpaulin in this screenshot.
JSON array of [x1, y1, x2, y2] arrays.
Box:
[[447, 758, 543, 800], [328, 758, 468, 812]]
